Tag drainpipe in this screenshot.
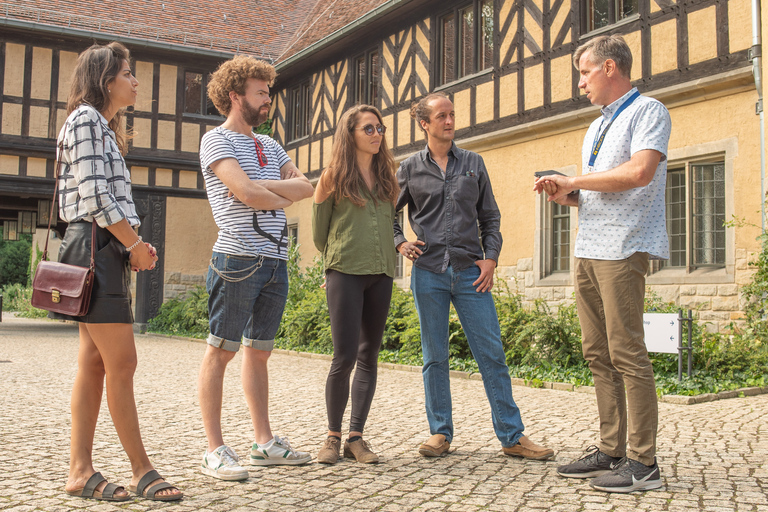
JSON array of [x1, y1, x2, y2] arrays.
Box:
[[751, 0, 765, 229]]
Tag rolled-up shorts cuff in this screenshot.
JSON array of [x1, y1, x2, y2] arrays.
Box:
[[243, 337, 275, 351], [206, 334, 242, 353]]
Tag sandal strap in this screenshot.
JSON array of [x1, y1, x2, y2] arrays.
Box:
[[136, 469, 162, 496], [145, 481, 175, 499], [81, 472, 106, 498], [101, 482, 124, 499]]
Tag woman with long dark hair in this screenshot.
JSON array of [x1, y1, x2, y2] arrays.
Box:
[[55, 41, 182, 502], [312, 105, 399, 464]]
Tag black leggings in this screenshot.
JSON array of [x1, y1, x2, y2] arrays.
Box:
[[325, 270, 393, 434]]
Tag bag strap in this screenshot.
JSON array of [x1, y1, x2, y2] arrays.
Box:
[[43, 126, 98, 271]]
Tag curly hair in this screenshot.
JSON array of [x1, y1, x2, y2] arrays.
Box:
[[207, 55, 277, 116], [67, 42, 133, 154], [319, 104, 399, 207]]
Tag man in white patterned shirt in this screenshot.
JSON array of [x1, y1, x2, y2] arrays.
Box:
[[197, 55, 314, 480], [534, 35, 671, 493]]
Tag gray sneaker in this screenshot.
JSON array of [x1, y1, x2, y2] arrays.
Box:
[[590, 457, 663, 493], [557, 446, 622, 478]]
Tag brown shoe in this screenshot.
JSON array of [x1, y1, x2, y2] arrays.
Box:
[[343, 438, 379, 464], [502, 436, 555, 460], [418, 434, 450, 457], [317, 436, 341, 464]]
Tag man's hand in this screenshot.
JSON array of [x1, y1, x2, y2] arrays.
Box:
[[397, 240, 426, 261], [533, 174, 577, 201], [473, 259, 496, 292]]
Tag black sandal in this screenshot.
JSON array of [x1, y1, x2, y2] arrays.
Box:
[[66, 471, 130, 502], [129, 469, 183, 501]]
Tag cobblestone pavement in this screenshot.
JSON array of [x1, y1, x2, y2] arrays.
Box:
[[0, 315, 766, 511]]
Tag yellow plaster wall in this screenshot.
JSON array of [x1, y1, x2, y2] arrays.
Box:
[[310, 140, 321, 172], [550, 55, 572, 103], [688, 6, 718, 64], [284, 199, 314, 257], [158, 64, 177, 115], [165, 197, 218, 274], [551, 2, 570, 45], [323, 136, 333, 172], [181, 123, 200, 153], [397, 110, 413, 147], [134, 61, 154, 112], [500, 72, 518, 118], [454, 88, 471, 130], [476, 81, 495, 124], [27, 158, 47, 178], [156, 168, 173, 187], [56, 109, 67, 133], [524, 0, 544, 59], [133, 118, 151, 148], [298, 144, 309, 170], [131, 166, 149, 185], [157, 120, 176, 150], [58, 51, 77, 102], [729, 0, 752, 53], [651, 20, 678, 74], [31, 47, 52, 100], [0, 155, 19, 175], [382, 38, 396, 105], [28, 106, 49, 138], [524, 64, 544, 111], [2, 103, 21, 135], [624, 31, 642, 82], [4, 43, 24, 97], [499, 1, 517, 63], [178, 170, 198, 189]]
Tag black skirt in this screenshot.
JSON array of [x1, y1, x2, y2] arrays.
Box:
[[49, 221, 134, 324]]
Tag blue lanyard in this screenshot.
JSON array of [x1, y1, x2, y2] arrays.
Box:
[[588, 90, 641, 168]]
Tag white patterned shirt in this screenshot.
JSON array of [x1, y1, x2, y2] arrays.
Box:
[[576, 88, 672, 260], [200, 127, 292, 259], [56, 104, 140, 227]]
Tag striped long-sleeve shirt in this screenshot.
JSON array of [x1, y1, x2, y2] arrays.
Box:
[[56, 104, 140, 228]]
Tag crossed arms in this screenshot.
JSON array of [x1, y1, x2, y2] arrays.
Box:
[[210, 158, 314, 209]]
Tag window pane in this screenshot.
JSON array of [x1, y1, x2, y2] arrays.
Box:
[[621, 0, 638, 20], [664, 168, 686, 267], [552, 202, 570, 272], [356, 56, 366, 105], [479, 0, 494, 71], [459, 6, 474, 78], [184, 72, 203, 114], [587, 0, 611, 31], [370, 51, 379, 107], [441, 13, 455, 84], [302, 84, 311, 137], [692, 162, 725, 267], [205, 75, 218, 116]]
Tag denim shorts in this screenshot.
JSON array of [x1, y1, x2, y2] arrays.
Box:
[[206, 251, 288, 352]]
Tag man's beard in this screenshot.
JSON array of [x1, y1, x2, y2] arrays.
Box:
[[242, 100, 268, 127]]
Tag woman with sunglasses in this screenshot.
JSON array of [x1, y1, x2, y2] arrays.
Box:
[[312, 105, 399, 464], [55, 42, 181, 502]]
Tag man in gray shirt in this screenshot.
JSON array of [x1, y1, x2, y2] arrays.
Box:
[[394, 92, 553, 461]]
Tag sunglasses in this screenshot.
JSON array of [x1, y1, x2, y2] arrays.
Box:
[[253, 137, 268, 167], [357, 124, 386, 136]]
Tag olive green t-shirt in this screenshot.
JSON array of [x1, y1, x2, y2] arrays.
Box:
[[312, 190, 397, 278]]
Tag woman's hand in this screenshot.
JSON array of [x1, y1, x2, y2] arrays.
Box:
[[130, 242, 158, 271]]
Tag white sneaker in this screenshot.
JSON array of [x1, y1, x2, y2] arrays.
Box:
[[250, 435, 312, 466], [201, 445, 249, 480]]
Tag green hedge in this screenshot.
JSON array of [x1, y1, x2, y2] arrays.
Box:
[[147, 243, 768, 396]]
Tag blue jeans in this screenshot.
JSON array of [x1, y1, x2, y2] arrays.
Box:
[[411, 264, 525, 448], [206, 252, 288, 352]]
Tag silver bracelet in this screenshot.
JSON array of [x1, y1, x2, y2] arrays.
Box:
[[126, 236, 143, 251]]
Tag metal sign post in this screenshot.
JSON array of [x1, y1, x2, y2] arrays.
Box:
[[643, 310, 694, 381]]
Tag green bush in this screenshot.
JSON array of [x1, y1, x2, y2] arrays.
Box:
[[147, 285, 209, 338], [0, 234, 32, 287], [1, 283, 48, 318]]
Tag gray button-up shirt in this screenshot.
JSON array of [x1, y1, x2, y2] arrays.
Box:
[[394, 143, 502, 273]]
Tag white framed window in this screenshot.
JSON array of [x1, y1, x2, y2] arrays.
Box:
[[534, 166, 578, 286]]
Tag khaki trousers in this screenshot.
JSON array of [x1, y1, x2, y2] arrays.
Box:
[[575, 253, 657, 466]]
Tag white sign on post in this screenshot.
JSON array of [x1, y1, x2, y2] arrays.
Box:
[[642, 313, 679, 354]]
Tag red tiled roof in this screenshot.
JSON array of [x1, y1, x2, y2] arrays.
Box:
[[8, 0, 323, 60], [275, 0, 389, 62]]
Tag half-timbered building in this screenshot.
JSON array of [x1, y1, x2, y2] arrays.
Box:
[[271, 0, 766, 331]]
